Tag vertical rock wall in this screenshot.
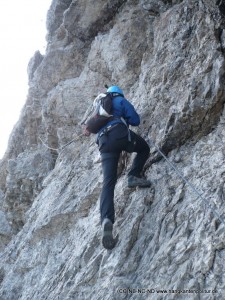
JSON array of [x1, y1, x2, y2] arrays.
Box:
[[0, 0, 225, 299]]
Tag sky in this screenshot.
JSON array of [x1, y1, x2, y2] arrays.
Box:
[[0, 0, 52, 158]]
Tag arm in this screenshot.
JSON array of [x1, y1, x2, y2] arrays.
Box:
[[122, 98, 140, 126]]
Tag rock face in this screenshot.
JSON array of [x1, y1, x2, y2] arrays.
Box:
[[1, 0, 225, 299]]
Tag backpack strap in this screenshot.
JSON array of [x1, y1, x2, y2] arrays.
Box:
[[110, 92, 124, 98]]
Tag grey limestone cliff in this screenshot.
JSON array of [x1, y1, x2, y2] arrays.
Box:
[[1, 0, 225, 299]]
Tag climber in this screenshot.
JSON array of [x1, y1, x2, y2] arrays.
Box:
[[84, 86, 151, 250]]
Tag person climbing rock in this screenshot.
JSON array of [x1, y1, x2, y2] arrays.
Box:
[[84, 86, 151, 250]]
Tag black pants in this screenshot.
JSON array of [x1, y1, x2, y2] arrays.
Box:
[[98, 124, 150, 224]]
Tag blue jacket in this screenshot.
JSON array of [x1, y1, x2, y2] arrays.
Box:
[[98, 95, 140, 135]]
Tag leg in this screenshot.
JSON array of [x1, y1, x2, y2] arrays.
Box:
[[127, 131, 150, 177], [100, 152, 120, 224]]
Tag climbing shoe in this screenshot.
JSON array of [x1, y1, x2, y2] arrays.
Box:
[[128, 175, 151, 188], [102, 218, 115, 250]]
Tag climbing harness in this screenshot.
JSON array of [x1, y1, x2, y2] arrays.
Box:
[[148, 138, 225, 227], [99, 123, 120, 137]]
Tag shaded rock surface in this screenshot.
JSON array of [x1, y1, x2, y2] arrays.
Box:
[[0, 0, 225, 299]]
